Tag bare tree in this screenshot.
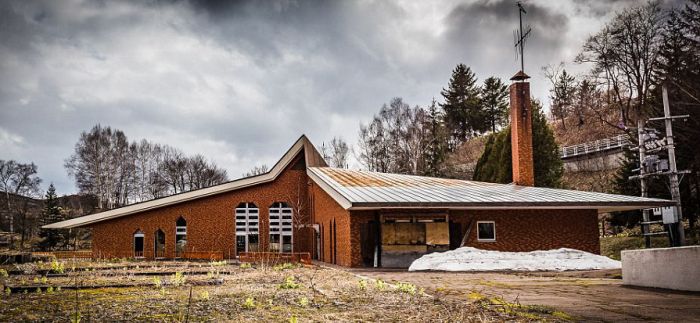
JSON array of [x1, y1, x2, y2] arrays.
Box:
[[357, 98, 428, 174], [66, 125, 228, 208], [243, 164, 269, 177], [0, 160, 42, 248], [576, 2, 665, 129], [323, 137, 350, 168]]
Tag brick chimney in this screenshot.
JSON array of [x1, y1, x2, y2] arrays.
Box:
[[509, 71, 534, 186]]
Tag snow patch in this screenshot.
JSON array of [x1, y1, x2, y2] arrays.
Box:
[[408, 247, 621, 272]]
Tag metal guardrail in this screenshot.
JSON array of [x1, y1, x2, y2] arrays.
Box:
[[560, 134, 631, 158]]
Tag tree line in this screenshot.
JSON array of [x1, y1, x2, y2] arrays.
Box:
[[65, 124, 228, 210], [544, 1, 700, 230], [356, 62, 563, 186]]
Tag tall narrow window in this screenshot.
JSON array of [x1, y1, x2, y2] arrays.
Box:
[[235, 202, 259, 254], [154, 229, 166, 258], [269, 202, 293, 252], [133, 230, 144, 258], [175, 217, 187, 257]]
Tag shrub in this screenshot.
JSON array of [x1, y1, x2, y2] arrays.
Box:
[[396, 282, 417, 295], [358, 279, 367, 291], [50, 260, 65, 274], [47, 286, 54, 294], [152, 277, 162, 288], [240, 263, 252, 269], [170, 272, 186, 287], [199, 290, 210, 301], [243, 297, 256, 309], [210, 260, 227, 267], [375, 279, 386, 291], [4, 287, 10, 296], [273, 263, 296, 271], [279, 276, 300, 289], [0, 269, 8, 278], [41, 276, 48, 284], [299, 296, 309, 307]]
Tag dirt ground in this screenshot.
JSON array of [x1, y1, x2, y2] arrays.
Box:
[[353, 268, 700, 322], [1, 259, 566, 322]]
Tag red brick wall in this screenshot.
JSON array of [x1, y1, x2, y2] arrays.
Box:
[[90, 154, 313, 259], [450, 209, 600, 254], [510, 81, 535, 186], [309, 182, 352, 266]]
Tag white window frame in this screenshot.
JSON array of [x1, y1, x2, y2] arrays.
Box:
[[235, 202, 259, 253], [269, 202, 293, 253], [476, 221, 496, 242]]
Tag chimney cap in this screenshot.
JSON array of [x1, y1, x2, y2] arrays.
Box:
[[510, 70, 530, 81]]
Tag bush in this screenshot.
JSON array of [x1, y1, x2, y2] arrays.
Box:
[[0, 269, 8, 278], [243, 297, 256, 309], [50, 260, 65, 274], [396, 282, 417, 295], [170, 272, 186, 287], [279, 276, 300, 289], [240, 263, 252, 269]]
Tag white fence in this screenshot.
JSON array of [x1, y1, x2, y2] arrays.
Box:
[[560, 135, 630, 158]]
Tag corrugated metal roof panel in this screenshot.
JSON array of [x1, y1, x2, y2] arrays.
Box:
[[307, 167, 672, 212]]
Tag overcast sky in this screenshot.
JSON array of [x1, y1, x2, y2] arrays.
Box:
[[0, 0, 684, 195]]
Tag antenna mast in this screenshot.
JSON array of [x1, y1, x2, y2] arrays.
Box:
[[514, 2, 532, 74]]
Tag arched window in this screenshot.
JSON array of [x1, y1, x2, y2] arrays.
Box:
[[269, 202, 293, 252], [133, 230, 144, 258], [154, 229, 165, 258], [175, 217, 187, 257], [235, 202, 259, 254]]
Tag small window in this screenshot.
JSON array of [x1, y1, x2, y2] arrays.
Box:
[[477, 221, 496, 242]]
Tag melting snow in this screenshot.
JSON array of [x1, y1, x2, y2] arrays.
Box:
[[408, 247, 621, 272]]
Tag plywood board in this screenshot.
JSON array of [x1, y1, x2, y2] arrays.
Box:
[[425, 222, 449, 245], [381, 223, 396, 245]]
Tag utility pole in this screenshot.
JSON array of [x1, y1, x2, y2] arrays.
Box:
[[636, 118, 651, 248], [661, 84, 685, 246], [633, 82, 690, 247]]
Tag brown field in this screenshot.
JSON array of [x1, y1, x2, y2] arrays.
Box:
[[0, 259, 568, 322]]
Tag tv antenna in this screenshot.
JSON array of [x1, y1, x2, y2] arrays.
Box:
[[513, 2, 532, 73]]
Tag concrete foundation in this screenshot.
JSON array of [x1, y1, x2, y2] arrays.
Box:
[[622, 246, 700, 292]]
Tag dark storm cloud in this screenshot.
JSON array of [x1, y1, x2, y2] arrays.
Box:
[[0, 0, 659, 194]]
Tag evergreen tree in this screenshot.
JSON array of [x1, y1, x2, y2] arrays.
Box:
[[481, 76, 509, 133], [549, 69, 576, 130], [423, 98, 448, 177], [440, 64, 484, 147], [473, 100, 563, 188], [38, 184, 68, 250]]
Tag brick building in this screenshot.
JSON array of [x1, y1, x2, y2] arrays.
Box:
[[45, 76, 672, 267]]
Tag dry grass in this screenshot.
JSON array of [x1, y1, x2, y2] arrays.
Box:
[[0, 259, 534, 322]]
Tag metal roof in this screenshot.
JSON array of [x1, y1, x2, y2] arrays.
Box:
[[307, 167, 673, 213]]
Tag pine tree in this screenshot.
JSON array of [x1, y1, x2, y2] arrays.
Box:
[[440, 64, 484, 147], [423, 98, 448, 177], [473, 100, 563, 188], [481, 76, 509, 133], [549, 69, 576, 130], [38, 184, 68, 250]]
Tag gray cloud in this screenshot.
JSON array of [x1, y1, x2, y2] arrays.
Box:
[[0, 0, 665, 194]]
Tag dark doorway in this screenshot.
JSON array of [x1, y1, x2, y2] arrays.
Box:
[[360, 220, 380, 267], [154, 229, 165, 258], [449, 221, 463, 249], [133, 230, 144, 258]]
